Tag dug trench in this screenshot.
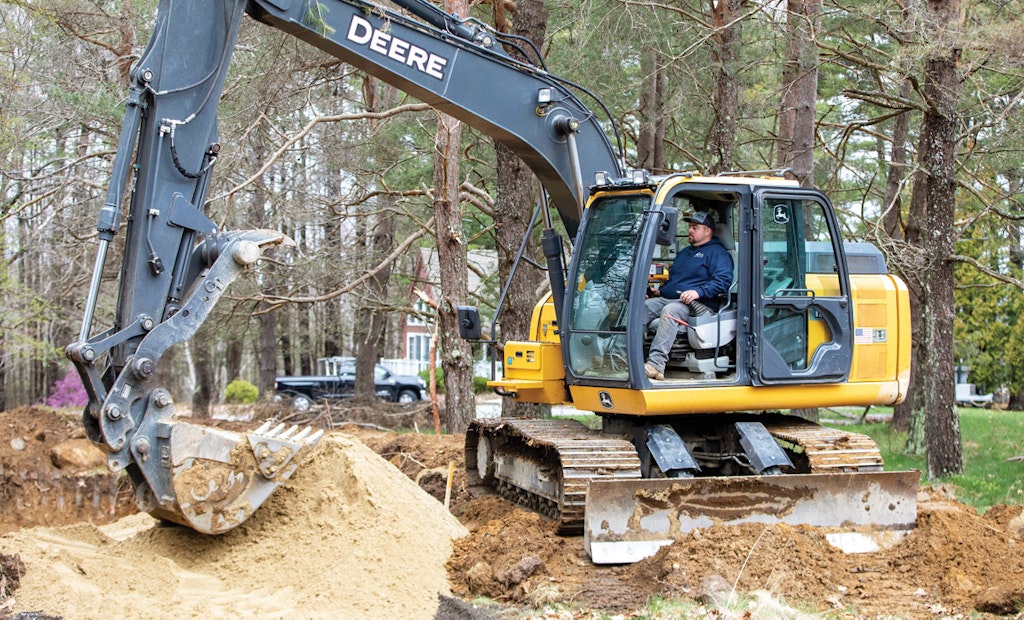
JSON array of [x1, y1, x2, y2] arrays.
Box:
[[1, 405, 1023, 619]]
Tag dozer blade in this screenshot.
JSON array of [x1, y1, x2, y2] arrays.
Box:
[[584, 470, 919, 564], [143, 420, 323, 534]]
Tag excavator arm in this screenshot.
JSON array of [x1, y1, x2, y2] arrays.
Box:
[[65, 0, 622, 534]]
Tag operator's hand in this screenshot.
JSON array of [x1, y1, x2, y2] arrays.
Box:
[[679, 290, 699, 304]]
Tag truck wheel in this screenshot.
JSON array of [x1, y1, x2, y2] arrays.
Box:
[[397, 389, 419, 405], [292, 394, 312, 412]]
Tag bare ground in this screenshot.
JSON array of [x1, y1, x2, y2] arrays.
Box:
[[2, 404, 1023, 619]]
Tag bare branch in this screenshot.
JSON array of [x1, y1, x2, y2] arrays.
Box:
[[255, 216, 436, 310], [951, 254, 1024, 290], [213, 103, 432, 203]]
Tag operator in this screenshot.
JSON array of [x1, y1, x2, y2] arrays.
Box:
[[644, 210, 733, 381]]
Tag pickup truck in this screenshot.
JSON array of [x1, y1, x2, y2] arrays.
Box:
[[274, 360, 427, 411]]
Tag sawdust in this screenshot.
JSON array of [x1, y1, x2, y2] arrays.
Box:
[[0, 434, 466, 619]]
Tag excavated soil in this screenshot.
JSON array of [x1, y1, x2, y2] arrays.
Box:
[[0, 407, 137, 534], [2, 405, 1024, 619]]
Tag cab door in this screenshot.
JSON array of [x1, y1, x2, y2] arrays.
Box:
[[751, 191, 853, 384]]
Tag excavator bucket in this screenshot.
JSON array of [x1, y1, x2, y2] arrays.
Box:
[[140, 420, 323, 534], [584, 470, 919, 564]]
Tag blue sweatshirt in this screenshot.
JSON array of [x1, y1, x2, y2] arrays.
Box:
[[659, 237, 733, 308]]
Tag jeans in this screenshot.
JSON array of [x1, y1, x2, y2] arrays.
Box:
[[644, 296, 694, 371]]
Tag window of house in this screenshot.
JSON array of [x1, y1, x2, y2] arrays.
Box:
[[408, 299, 432, 327], [407, 333, 431, 362]]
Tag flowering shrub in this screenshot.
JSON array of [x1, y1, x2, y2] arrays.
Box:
[[45, 371, 89, 409]]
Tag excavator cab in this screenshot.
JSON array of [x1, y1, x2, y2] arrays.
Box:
[[555, 174, 908, 410], [565, 183, 745, 385]]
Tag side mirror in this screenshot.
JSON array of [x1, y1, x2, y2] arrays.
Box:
[[656, 206, 678, 246], [457, 306, 482, 340]]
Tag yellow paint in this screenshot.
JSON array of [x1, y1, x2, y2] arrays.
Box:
[[570, 381, 903, 415], [487, 340, 567, 404], [848, 274, 910, 391], [529, 294, 560, 343]]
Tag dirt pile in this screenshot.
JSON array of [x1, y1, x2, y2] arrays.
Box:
[[0, 407, 136, 533], [3, 406, 1024, 618], [447, 489, 1024, 618], [0, 433, 466, 619]]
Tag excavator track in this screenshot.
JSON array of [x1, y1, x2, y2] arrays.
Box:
[[763, 419, 884, 472], [466, 418, 641, 533], [469, 415, 917, 564]]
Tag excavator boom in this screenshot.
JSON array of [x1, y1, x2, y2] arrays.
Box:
[[66, 0, 620, 535]]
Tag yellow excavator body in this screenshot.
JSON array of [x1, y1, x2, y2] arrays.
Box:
[[491, 270, 912, 412], [471, 174, 920, 564]]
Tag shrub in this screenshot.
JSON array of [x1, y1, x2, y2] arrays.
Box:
[[473, 375, 491, 394], [225, 379, 259, 404], [419, 368, 492, 394], [44, 371, 88, 409], [419, 368, 445, 393]]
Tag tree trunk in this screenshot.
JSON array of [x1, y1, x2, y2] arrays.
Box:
[[494, 0, 549, 419], [776, 0, 819, 187], [258, 311, 277, 402], [885, 64, 917, 433], [191, 340, 213, 418], [249, 124, 279, 400], [637, 46, 666, 172], [225, 337, 243, 385], [353, 77, 398, 401], [0, 318, 6, 412], [708, 0, 743, 174], [434, 108, 474, 431], [434, 0, 475, 431], [906, 0, 963, 477], [354, 196, 395, 400]]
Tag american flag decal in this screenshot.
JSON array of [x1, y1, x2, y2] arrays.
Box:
[[854, 327, 874, 345]]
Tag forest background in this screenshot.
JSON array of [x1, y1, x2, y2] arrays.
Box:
[[1, 0, 1023, 479]]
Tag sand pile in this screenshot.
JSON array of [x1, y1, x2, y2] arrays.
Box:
[[0, 433, 467, 619]]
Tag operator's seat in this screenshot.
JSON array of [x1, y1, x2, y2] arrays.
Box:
[[715, 221, 738, 310]]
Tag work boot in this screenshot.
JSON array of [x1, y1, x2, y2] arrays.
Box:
[[644, 362, 665, 381]]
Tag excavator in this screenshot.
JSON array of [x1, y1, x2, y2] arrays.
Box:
[[66, 0, 918, 562]]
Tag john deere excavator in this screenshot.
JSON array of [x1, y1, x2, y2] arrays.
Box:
[[67, 0, 917, 559]]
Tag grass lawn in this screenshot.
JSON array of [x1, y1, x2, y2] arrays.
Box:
[[824, 406, 1024, 511]]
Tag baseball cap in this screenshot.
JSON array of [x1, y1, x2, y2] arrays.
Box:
[[684, 211, 715, 228]]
